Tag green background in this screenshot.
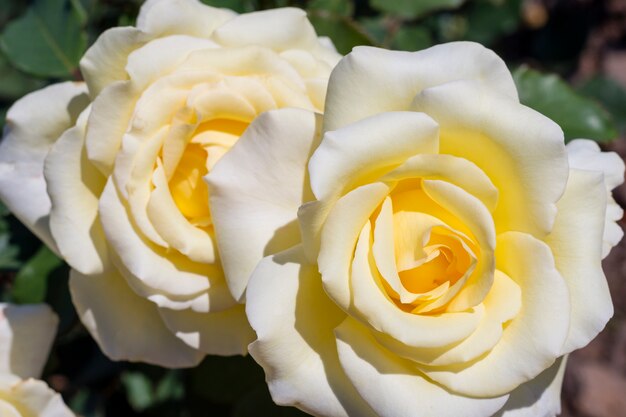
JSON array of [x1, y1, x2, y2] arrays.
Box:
[[0, 0, 625, 416]]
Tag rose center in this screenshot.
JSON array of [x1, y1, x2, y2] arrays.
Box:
[[168, 118, 250, 221]]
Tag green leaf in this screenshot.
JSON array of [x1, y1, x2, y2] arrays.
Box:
[[391, 25, 432, 51], [154, 371, 185, 403], [0, 53, 46, 100], [308, 11, 373, 54], [370, 0, 467, 19], [578, 76, 626, 134], [463, 0, 521, 46], [358, 17, 389, 45], [513, 66, 618, 142], [10, 246, 61, 303], [121, 371, 155, 412], [0, 0, 88, 78], [308, 0, 353, 16], [0, 235, 20, 269]]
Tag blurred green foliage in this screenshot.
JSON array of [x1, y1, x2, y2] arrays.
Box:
[[0, 0, 625, 416]]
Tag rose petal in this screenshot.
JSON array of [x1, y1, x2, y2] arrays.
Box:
[[0, 378, 74, 417], [324, 42, 518, 132], [309, 111, 439, 202], [412, 80, 568, 238], [213, 8, 319, 52], [546, 169, 613, 353], [158, 304, 254, 355], [70, 268, 204, 368], [80, 27, 150, 97], [0, 304, 58, 378], [207, 108, 321, 302], [494, 356, 567, 417], [335, 317, 509, 417], [246, 245, 377, 417], [0, 82, 89, 253], [566, 139, 625, 258], [137, 0, 235, 37], [419, 232, 570, 397], [45, 108, 109, 275], [351, 221, 484, 349]]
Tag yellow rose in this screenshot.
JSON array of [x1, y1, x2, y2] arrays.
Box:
[[208, 43, 624, 416], [0, 303, 74, 417], [0, 0, 340, 367]]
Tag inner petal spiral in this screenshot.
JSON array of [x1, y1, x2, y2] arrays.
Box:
[[372, 179, 479, 314]]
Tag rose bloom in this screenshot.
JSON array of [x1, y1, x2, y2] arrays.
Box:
[[209, 43, 625, 416], [0, 0, 339, 367], [0, 303, 74, 417]]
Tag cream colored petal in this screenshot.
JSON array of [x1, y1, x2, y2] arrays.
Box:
[[0, 82, 89, 252], [566, 139, 625, 258], [376, 270, 521, 367], [0, 378, 74, 417], [0, 303, 58, 378], [421, 179, 495, 311], [324, 42, 518, 132], [309, 111, 439, 202], [45, 108, 109, 275], [567, 139, 624, 189], [85, 81, 136, 175], [212, 8, 318, 52], [80, 27, 150, 97], [70, 268, 204, 368], [412, 80, 569, 238], [419, 232, 570, 397], [158, 304, 254, 355], [380, 153, 499, 212], [99, 178, 211, 298], [137, 0, 235, 37], [495, 356, 567, 417], [351, 221, 483, 349], [546, 169, 613, 353], [125, 35, 218, 91], [246, 245, 377, 417], [335, 317, 509, 417], [207, 109, 322, 302], [319, 182, 391, 309], [148, 164, 215, 264]]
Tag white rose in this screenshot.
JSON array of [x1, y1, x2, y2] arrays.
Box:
[[0, 0, 340, 367], [0, 303, 74, 417], [208, 42, 624, 416]]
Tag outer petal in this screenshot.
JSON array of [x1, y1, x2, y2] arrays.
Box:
[[494, 356, 567, 417], [323, 42, 518, 132], [412, 80, 568, 238], [419, 232, 570, 397], [0, 304, 58, 378], [309, 111, 439, 201], [213, 8, 319, 52], [0, 82, 90, 252], [137, 0, 235, 37], [246, 246, 377, 417], [334, 317, 509, 417], [546, 169, 613, 353], [566, 139, 625, 257], [99, 179, 212, 299], [70, 268, 204, 368], [158, 305, 254, 355], [207, 108, 321, 302], [0, 378, 74, 417], [79, 27, 150, 97], [45, 108, 109, 275]]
